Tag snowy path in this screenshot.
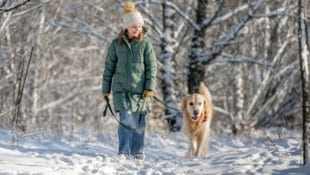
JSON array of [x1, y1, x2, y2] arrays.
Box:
[[0, 129, 307, 175]]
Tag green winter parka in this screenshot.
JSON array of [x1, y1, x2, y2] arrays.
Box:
[[102, 31, 157, 113]]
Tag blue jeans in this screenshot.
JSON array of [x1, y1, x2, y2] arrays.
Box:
[[118, 111, 146, 157]]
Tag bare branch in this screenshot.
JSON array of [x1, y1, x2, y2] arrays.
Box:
[[0, 11, 11, 34], [202, 0, 265, 64], [201, 0, 224, 28], [0, 0, 31, 12], [214, 54, 274, 70], [212, 4, 249, 24], [246, 40, 290, 116], [52, 20, 111, 43]]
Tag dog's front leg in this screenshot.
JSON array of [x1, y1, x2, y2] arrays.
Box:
[[196, 142, 204, 157], [188, 141, 194, 157], [196, 132, 209, 157], [191, 137, 199, 157]]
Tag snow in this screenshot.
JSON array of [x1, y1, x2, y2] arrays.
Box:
[[0, 128, 308, 175]]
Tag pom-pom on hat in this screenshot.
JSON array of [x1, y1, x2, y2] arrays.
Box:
[[122, 2, 144, 29]]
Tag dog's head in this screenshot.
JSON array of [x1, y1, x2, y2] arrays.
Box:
[[182, 94, 205, 121]]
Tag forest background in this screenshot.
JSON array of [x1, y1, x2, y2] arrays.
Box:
[[0, 0, 309, 140]]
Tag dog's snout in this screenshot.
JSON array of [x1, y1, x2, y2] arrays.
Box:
[[193, 110, 199, 116]]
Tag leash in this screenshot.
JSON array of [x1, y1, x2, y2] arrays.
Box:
[[102, 96, 139, 131], [102, 95, 179, 130], [153, 96, 179, 111]]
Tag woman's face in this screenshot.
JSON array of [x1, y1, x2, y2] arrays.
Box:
[[126, 24, 142, 38]]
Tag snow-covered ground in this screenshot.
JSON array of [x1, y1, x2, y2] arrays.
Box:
[[0, 128, 309, 175]]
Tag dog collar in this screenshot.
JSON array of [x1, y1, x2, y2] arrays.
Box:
[[202, 114, 207, 122]]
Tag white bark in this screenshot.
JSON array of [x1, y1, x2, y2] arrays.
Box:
[[246, 40, 289, 116], [0, 11, 12, 34], [233, 65, 244, 131], [299, 0, 310, 165]]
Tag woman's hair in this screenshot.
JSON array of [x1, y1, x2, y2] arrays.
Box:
[[117, 29, 143, 44]]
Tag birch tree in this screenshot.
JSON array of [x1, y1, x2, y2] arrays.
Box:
[[232, 64, 244, 134], [157, 1, 179, 130], [0, 0, 50, 135], [0, 0, 305, 136], [143, 1, 193, 131], [298, 0, 310, 165]]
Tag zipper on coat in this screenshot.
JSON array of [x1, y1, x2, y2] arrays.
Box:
[[125, 40, 132, 93]]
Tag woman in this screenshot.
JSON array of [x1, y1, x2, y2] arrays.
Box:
[[101, 2, 157, 160]]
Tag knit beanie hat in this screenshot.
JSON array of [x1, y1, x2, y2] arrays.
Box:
[[122, 2, 144, 29]]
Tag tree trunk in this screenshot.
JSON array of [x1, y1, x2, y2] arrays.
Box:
[[188, 0, 264, 93], [160, 2, 180, 130], [188, 0, 207, 93], [298, 0, 310, 165], [13, 47, 33, 135], [233, 64, 244, 134]]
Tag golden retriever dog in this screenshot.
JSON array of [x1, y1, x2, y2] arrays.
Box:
[[182, 82, 213, 157]]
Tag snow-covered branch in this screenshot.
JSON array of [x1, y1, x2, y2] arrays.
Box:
[[0, 11, 12, 34], [253, 4, 297, 18], [52, 20, 112, 43], [0, 0, 31, 12], [213, 54, 273, 69], [246, 40, 290, 117], [212, 4, 248, 24], [138, 0, 200, 30], [201, 0, 224, 27], [34, 90, 80, 114], [137, 3, 163, 36], [202, 0, 265, 64]]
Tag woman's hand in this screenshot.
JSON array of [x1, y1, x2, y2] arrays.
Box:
[[102, 92, 110, 100], [142, 90, 153, 99]]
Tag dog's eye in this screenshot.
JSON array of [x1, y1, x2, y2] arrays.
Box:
[[189, 102, 193, 106], [198, 102, 202, 105]]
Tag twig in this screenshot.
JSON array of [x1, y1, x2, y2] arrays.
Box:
[[0, 0, 31, 12]]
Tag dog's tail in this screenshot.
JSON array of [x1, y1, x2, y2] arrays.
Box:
[[199, 82, 212, 104]]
